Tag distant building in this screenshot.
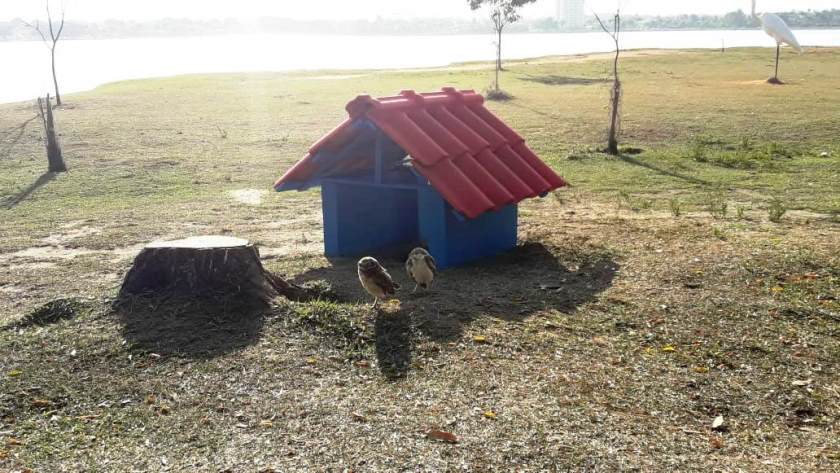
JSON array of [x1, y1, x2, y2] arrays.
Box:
[[557, 0, 586, 30]]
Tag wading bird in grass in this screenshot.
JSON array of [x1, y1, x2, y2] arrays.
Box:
[[358, 257, 399, 308], [752, 0, 803, 84], [405, 247, 437, 293]]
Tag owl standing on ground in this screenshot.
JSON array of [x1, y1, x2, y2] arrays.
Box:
[[405, 247, 437, 293], [357, 257, 399, 308]]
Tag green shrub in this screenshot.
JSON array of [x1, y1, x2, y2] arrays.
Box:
[[705, 189, 729, 219], [669, 198, 683, 217], [768, 197, 787, 223]]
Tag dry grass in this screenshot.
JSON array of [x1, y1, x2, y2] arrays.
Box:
[[0, 48, 838, 471]]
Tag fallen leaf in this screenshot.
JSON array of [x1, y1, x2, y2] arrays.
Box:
[[351, 412, 367, 422], [483, 411, 497, 419], [472, 336, 487, 344], [771, 286, 784, 294], [427, 430, 458, 444], [259, 420, 273, 428], [662, 344, 676, 353], [6, 437, 23, 447], [354, 360, 370, 368], [306, 357, 317, 365], [710, 435, 724, 449], [712, 415, 725, 430], [591, 336, 608, 346], [792, 379, 812, 387], [159, 405, 171, 415], [31, 399, 52, 408], [694, 366, 710, 374], [7, 370, 22, 377], [145, 394, 157, 405], [0, 449, 6, 459]]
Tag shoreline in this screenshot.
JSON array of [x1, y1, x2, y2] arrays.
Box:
[[4, 38, 839, 106]]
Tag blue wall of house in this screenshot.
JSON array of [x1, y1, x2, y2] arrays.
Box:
[[418, 186, 517, 268], [322, 181, 419, 258], [323, 181, 517, 269]]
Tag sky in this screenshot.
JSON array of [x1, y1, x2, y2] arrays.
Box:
[[1, 0, 837, 22]]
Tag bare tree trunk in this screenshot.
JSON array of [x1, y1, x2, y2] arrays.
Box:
[[607, 79, 621, 155], [51, 48, 61, 106], [495, 30, 501, 90], [497, 29, 502, 71], [607, 46, 621, 155], [595, 11, 622, 156], [27, 1, 66, 105], [37, 94, 66, 172]]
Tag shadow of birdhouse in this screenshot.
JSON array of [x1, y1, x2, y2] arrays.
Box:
[[292, 241, 619, 377]]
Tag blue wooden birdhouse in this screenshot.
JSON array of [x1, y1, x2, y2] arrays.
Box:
[[274, 88, 567, 269]]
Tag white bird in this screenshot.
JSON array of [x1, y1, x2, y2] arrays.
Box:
[[405, 247, 437, 293], [752, 0, 803, 84]]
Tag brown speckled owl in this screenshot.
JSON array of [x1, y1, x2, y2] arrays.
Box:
[[357, 257, 399, 308]]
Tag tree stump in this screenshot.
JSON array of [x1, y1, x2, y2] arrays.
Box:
[[119, 236, 307, 302]]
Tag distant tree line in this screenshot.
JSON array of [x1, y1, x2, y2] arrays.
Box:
[[1, 9, 839, 41], [615, 9, 840, 31]]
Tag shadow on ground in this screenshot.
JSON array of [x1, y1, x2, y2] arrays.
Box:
[[518, 74, 608, 86], [293, 242, 618, 374], [2, 172, 56, 209], [618, 153, 712, 186], [374, 312, 413, 379], [0, 115, 38, 159], [113, 296, 268, 359]]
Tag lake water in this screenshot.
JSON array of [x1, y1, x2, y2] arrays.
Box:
[[2, 29, 839, 104]]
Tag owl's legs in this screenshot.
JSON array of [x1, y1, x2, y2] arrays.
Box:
[[371, 297, 379, 309], [412, 284, 418, 294]]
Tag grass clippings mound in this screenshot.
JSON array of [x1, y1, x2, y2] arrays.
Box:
[[485, 88, 514, 101], [11, 298, 91, 329]]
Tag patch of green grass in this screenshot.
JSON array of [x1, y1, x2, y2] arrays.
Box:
[[283, 299, 373, 356]]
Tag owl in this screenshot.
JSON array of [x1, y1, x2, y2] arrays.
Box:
[[405, 247, 437, 293], [357, 257, 399, 308]]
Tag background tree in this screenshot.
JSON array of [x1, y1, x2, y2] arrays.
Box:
[[26, 1, 66, 106], [468, 0, 536, 93], [594, 10, 622, 155], [37, 94, 66, 172]]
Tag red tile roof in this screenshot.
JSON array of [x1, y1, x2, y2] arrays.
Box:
[[275, 88, 567, 219]]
